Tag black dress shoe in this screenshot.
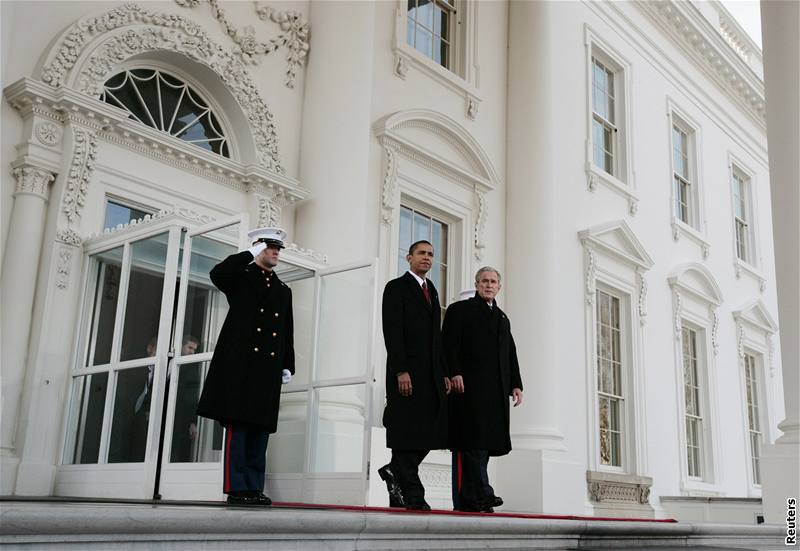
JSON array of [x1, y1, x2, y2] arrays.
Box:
[[378, 464, 406, 508], [250, 492, 272, 506], [405, 499, 431, 511], [490, 495, 503, 507], [226, 493, 258, 505]]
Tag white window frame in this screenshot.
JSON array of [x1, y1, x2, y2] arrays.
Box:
[[584, 26, 637, 216], [668, 264, 723, 493], [680, 323, 706, 479], [728, 156, 764, 293], [667, 100, 710, 257], [733, 299, 778, 495], [580, 221, 653, 476], [392, 0, 481, 119], [742, 351, 764, 488]]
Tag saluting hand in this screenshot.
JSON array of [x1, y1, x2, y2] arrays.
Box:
[[512, 388, 523, 407], [397, 372, 412, 397], [451, 375, 464, 394]]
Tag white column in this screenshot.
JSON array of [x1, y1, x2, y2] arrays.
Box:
[[0, 164, 55, 492], [496, 0, 577, 514], [759, 0, 800, 524], [295, 1, 376, 263]]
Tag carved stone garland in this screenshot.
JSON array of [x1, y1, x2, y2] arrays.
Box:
[[585, 247, 597, 305], [173, 0, 310, 88], [637, 267, 648, 325], [62, 129, 98, 227], [40, 3, 285, 173]]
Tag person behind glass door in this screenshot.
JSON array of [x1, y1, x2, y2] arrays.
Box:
[[196, 227, 294, 506], [379, 240, 451, 510], [443, 267, 523, 513]]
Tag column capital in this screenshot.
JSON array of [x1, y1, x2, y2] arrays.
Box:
[[12, 165, 55, 201]]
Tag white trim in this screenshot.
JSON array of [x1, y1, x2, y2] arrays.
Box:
[[727, 152, 764, 290]]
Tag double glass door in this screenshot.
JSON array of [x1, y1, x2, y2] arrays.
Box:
[[60, 216, 378, 504]]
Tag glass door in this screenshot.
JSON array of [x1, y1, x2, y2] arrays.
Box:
[[267, 261, 379, 505], [158, 216, 246, 500]]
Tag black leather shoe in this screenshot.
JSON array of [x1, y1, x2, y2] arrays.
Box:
[[378, 464, 406, 508], [250, 492, 272, 506], [490, 495, 503, 508], [226, 493, 258, 506], [406, 499, 431, 511]]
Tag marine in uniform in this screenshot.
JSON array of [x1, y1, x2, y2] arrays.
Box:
[[378, 240, 450, 510], [197, 227, 294, 506], [443, 266, 523, 513]]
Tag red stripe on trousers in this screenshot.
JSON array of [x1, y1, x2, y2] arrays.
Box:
[[223, 423, 233, 493], [456, 451, 463, 491]]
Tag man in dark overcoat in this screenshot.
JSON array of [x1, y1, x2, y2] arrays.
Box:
[[378, 240, 450, 510], [197, 227, 294, 506], [443, 266, 523, 513]]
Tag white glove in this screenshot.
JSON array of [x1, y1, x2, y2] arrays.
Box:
[[282, 369, 292, 384], [248, 242, 267, 258]]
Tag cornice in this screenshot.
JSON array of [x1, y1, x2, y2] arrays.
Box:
[[635, 0, 765, 127], [4, 78, 308, 204]]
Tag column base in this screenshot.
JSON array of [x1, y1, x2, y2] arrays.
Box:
[[0, 448, 20, 495], [493, 448, 585, 514], [760, 423, 800, 524]]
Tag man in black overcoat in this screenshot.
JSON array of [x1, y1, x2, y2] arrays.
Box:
[[197, 227, 294, 506], [443, 266, 523, 513], [379, 240, 450, 510]]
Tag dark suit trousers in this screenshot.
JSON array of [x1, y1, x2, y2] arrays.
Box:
[[224, 422, 269, 494], [451, 450, 496, 508], [390, 450, 429, 502], [452, 450, 492, 509]]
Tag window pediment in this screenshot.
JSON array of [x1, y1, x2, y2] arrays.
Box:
[[733, 299, 778, 334], [579, 220, 654, 270], [668, 263, 723, 307]]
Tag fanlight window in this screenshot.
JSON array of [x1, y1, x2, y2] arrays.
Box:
[[100, 69, 230, 158]]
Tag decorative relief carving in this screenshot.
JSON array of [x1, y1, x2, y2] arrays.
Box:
[[673, 291, 683, 339], [419, 464, 451, 489], [588, 171, 598, 192], [284, 243, 327, 264], [256, 194, 282, 227], [474, 187, 487, 261], [587, 476, 651, 505], [759, 277, 766, 293], [87, 206, 216, 242], [173, 0, 309, 88], [394, 53, 408, 79], [63, 129, 97, 225], [381, 146, 399, 225], [628, 197, 638, 216], [56, 228, 83, 247], [40, 3, 285, 173], [702, 243, 710, 259], [736, 320, 745, 359], [585, 247, 596, 305], [768, 335, 775, 378], [55, 247, 73, 289], [35, 122, 62, 146], [466, 96, 478, 120], [637, 268, 648, 325], [13, 166, 55, 199], [710, 307, 719, 355]]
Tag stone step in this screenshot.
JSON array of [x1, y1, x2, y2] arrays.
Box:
[[0, 499, 786, 550]]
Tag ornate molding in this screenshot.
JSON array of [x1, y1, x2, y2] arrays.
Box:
[[419, 464, 451, 489], [381, 146, 399, 225], [637, 268, 648, 325], [13, 166, 55, 200], [473, 187, 487, 261], [87, 206, 216, 243], [736, 320, 745, 359], [39, 3, 285, 173], [586, 471, 652, 505], [673, 291, 683, 339], [284, 243, 327, 264], [393, 53, 408, 79], [710, 306, 719, 355], [256, 194, 281, 227], [767, 335, 775, 378], [466, 96, 478, 120], [55, 247, 74, 289], [585, 247, 597, 305], [35, 121, 62, 146], [63, 129, 97, 225], [628, 196, 638, 216], [56, 228, 83, 247], [173, 0, 309, 88]]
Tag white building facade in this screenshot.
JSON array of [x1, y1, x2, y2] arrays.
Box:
[[0, 0, 788, 522]]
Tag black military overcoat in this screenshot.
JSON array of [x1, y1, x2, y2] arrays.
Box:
[[197, 251, 294, 432], [442, 295, 523, 456], [382, 272, 448, 450]]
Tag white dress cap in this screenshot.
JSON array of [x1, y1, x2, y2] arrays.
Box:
[[247, 227, 287, 248]]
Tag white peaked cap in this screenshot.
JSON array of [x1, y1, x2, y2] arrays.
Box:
[[247, 227, 287, 248]]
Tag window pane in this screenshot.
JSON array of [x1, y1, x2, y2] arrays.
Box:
[[120, 233, 170, 362], [268, 391, 308, 473], [108, 366, 152, 463], [286, 276, 315, 386], [312, 384, 366, 473], [417, 0, 434, 29], [316, 266, 374, 381], [407, 16, 415, 46], [104, 202, 149, 231], [64, 372, 108, 464], [413, 211, 431, 243], [170, 361, 222, 463], [87, 247, 124, 366], [400, 207, 413, 254], [415, 26, 433, 58]]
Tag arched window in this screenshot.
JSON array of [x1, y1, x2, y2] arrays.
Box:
[[100, 69, 230, 158]]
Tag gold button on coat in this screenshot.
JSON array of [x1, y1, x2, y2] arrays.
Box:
[[272, 332, 277, 337], [256, 328, 261, 332], [254, 347, 259, 352], [274, 313, 279, 318], [260, 308, 264, 313], [270, 352, 275, 357]]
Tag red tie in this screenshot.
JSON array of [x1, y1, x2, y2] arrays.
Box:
[[421, 281, 431, 304]]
